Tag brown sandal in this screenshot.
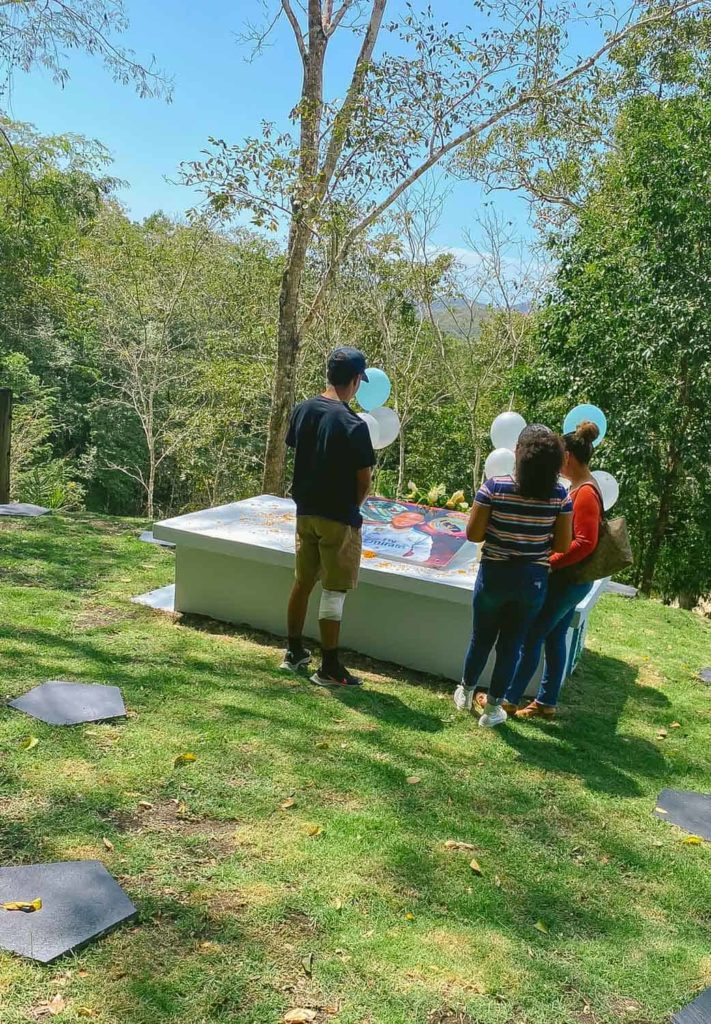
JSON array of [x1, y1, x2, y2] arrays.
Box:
[[516, 701, 556, 719]]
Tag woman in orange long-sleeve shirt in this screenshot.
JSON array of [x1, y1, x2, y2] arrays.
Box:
[[503, 421, 602, 718]]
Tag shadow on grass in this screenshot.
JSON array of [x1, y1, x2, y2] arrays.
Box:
[[498, 649, 669, 797], [0, 518, 703, 1024], [0, 514, 162, 593]]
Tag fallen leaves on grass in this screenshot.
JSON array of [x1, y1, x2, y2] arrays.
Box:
[[280, 797, 297, 810], [315, 741, 330, 749], [174, 752, 197, 767], [2, 898, 42, 912], [656, 729, 668, 739], [534, 920, 550, 934], [332, 898, 343, 912], [301, 952, 314, 977], [405, 912, 415, 921], [20, 736, 39, 751], [33, 994, 66, 1018], [682, 835, 704, 845], [307, 825, 323, 837], [469, 859, 483, 876], [284, 1010, 317, 1023], [137, 801, 154, 811], [102, 838, 114, 852], [670, 722, 681, 728], [406, 776, 422, 785], [443, 840, 477, 851]]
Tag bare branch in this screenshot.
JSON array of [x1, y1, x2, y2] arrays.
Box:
[[326, 0, 354, 35], [318, 0, 386, 192], [301, 0, 706, 333], [282, 0, 307, 61]]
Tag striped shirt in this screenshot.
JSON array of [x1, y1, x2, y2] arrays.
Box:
[[475, 475, 573, 565]]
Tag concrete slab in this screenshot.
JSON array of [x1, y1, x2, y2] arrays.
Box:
[[604, 581, 638, 598], [0, 860, 136, 963], [139, 530, 175, 549], [8, 682, 126, 726], [673, 987, 711, 1024], [654, 789, 711, 841], [131, 584, 176, 613], [0, 503, 49, 517]]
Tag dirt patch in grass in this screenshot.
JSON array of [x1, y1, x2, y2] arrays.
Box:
[[74, 604, 134, 629], [427, 1009, 476, 1024], [107, 799, 239, 851], [636, 662, 665, 688]]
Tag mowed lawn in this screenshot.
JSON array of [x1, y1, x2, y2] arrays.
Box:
[[0, 515, 710, 1024]]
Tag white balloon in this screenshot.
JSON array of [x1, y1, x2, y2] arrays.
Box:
[[358, 412, 380, 449], [592, 470, 619, 511], [491, 411, 527, 451], [485, 447, 516, 478], [369, 406, 401, 449]]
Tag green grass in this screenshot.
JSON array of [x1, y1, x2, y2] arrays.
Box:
[[0, 514, 710, 1024]]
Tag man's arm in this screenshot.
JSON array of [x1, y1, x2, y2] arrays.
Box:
[[356, 467, 372, 507]]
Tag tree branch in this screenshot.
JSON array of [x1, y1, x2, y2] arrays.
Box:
[[301, 0, 705, 333], [326, 0, 354, 35], [282, 0, 307, 61], [318, 0, 387, 192]]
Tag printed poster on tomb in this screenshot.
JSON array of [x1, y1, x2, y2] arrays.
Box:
[[361, 497, 471, 569]]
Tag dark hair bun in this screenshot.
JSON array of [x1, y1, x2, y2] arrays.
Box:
[[575, 420, 600, 444]]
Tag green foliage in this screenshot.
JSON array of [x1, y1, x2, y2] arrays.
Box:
[[531, 92, 711, 599]]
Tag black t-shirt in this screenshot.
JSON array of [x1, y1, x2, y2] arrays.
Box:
[[286, 396, 375, 527]]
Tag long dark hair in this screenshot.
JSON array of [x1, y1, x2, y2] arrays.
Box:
[[563, 420, 599, 466], [515, 424, 564, 500]]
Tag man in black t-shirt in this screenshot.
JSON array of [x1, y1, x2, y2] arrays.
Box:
[[282, 347, 375, 686]]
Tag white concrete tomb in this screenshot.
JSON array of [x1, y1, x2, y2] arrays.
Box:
[[154, 495, 605, 688]]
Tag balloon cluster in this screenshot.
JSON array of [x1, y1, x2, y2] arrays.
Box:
[[356, 369, 401, 450], [484, 403, 620, 511]]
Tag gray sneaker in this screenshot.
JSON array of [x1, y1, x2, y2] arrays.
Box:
[[453, 684, 474, 711]]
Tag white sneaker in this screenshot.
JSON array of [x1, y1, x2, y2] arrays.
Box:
[[478, 704, 508, 728], [453, 684, 474, 711]]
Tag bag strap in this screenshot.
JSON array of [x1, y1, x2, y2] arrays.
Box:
[[573, 480, 604, 521]]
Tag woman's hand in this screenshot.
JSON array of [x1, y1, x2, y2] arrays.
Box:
[[466, 503, 491, 543], [552, 511, 573, 553]]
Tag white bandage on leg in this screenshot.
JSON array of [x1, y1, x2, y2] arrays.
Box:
[[319, 589, 347, 621]]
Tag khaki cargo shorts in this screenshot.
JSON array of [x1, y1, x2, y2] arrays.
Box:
[[295, 516, 362, 592]]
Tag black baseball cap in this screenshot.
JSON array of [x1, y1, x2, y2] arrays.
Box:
[[327, 347, 369, 384]]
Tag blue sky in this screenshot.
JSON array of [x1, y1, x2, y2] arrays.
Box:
[[6, 0, 534, 252]]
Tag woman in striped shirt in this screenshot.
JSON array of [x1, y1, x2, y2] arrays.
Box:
[[454, 425, 573, 728]]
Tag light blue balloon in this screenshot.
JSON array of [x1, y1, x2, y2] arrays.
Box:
[[563, 403, 607, 447], [357, 367, 391, 412]]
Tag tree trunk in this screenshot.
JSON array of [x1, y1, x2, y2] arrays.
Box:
[[0, 388, 11, 504], [397, 422, 406, 496], [262, 222, 313, 495], [639, 477, 674, 595], [261, 4, 326, 496], [147, 455, 156, 521]]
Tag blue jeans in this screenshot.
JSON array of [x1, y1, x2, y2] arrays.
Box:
[[462, 560, 549, 702], [505, 576, 593, 707]]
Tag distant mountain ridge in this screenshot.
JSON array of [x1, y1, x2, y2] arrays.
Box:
[[427, 297, 531, 340]]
